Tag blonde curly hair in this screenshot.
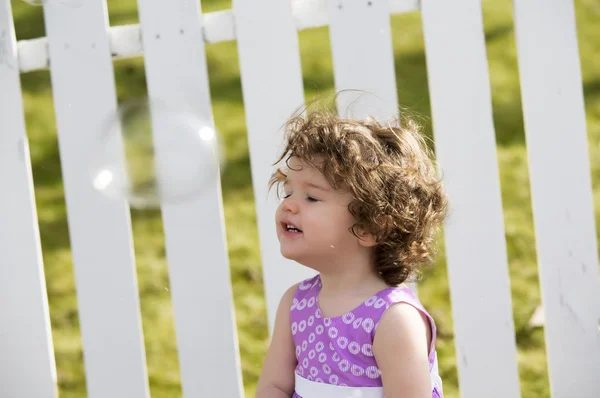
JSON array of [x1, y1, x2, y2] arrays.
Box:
[[270, 109, 449, 286]]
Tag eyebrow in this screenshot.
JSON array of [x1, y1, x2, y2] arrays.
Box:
[[283, 179, 331, 192]]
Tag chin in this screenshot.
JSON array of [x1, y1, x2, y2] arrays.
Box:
[[281, 251, 322, 273], [280, 248, 300, 262]]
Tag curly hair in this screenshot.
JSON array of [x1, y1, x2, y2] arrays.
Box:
[[269, 108, 449, 286]]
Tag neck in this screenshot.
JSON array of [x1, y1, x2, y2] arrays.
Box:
[[306, 247, 387, 295]]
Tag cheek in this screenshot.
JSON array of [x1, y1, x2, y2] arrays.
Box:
[[274, 206, 284, 226], [312, 211, 355, 235]]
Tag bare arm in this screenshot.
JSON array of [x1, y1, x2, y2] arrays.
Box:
[[255, 284, 299, 398], [373, 303, 432, 398]]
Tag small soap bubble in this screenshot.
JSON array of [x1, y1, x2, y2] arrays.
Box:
[[89, 98, 224, 208]]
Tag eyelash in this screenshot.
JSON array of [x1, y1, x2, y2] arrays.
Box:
[[282, 193, 319, 203]]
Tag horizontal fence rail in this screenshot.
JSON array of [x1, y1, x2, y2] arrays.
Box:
[[15, 0, 440, 73]]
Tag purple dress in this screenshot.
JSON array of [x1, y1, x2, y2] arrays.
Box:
[[290, 274, 443, 398]]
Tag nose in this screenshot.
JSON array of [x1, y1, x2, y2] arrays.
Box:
[[281, 196, 299, 214]]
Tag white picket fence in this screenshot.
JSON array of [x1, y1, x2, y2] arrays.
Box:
[[1, 0, 599, 397]]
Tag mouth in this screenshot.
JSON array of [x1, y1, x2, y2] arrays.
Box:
[[281, 221, 303, 234]]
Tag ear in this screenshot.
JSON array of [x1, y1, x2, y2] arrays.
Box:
[[357, 232, 377, 248]]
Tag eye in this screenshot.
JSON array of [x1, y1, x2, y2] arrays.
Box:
[[306, 196, 319, 203], [282, 192, 292, 199]]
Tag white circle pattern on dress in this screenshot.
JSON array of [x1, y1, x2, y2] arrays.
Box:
[[297, 298, 307, 310], [297, 366, 304, 376], [348, 341, 360, 354], [338, 359, 350, 372], [362, 318, 375, 333], [332, 352, 341, 362], [323, 318, 332, 327], [307, 315, 315, 326], [315, 378, 324, 383], [329, 374, 339, 385], [318, 352, 327, 363], [307, 297, 316, 308], [337, 336, 348, 349], [322, 364, 331, 374], [374, 298, 386, 309], [329, 342, 335, 351], [351, 364, 365, 377], [328, 326, 338, 339], [308, 349, 316, 360], [315, 309, 322, 319], [316, 325, 324, 335], [296, 345, 301, 356], [302, 358, 309, 368], [298, 320, 307, 332], [365, 296, 377, 306], [362, 343, 373, 356], [353, 317, 363, 329], [291, 298, 298, 310], [291, 322, 297, 335], [342, 312, 355, 324], [366, 366, 380, 379], [310, 366, 319, 377], [308, 332, 316, 343], [302, 340, 307, 351], [315, 341, 324, 352]]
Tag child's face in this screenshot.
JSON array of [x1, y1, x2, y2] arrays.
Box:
[[275, 156, 365, 267]]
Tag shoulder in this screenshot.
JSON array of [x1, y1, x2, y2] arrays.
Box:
[[277, 274, 319, 310], [278, 282, 301, 309], [373, 300, 432, 356], [372, 302, 433, 397], [377, 301, 430, 336]]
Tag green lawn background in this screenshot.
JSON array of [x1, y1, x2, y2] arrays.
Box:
[[10, 0, 600, 397]]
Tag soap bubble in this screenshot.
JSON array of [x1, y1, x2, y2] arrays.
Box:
[[89, 98, 224, 208]]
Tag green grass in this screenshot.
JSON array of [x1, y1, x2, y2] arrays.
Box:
[[11, 0, 600, 397]]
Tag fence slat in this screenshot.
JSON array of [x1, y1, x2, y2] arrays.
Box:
[[327, 0, 399, 120], [234, 0, 315, 333], [327, 0, 419, 295], [135, 1, 243, 396], [0, 2, 57, 397], [512, 1, 600, 396], [420, 1, 521, 396], [42, 2, 149, 397]]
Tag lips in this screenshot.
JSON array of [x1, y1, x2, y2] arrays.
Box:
[[280, 219, 303, 234]]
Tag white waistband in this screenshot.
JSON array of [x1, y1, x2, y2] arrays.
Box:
[[294, 360, 442, 398], [295, 373, 385, 398]]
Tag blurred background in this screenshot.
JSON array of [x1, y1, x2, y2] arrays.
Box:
[[10, 0, 600, 396]]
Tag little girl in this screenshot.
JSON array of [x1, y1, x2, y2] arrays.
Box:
[[256, 109, 448, 398]]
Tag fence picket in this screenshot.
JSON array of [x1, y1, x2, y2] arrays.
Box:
[[234, 0, 315, 333], [0, 1, 56, 397], [135, 0, 244, 396], [327, 0, 399, 120], [42, 2, 149, 396], [512, 1, 600, 395], [421, 0, 521, 396]]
